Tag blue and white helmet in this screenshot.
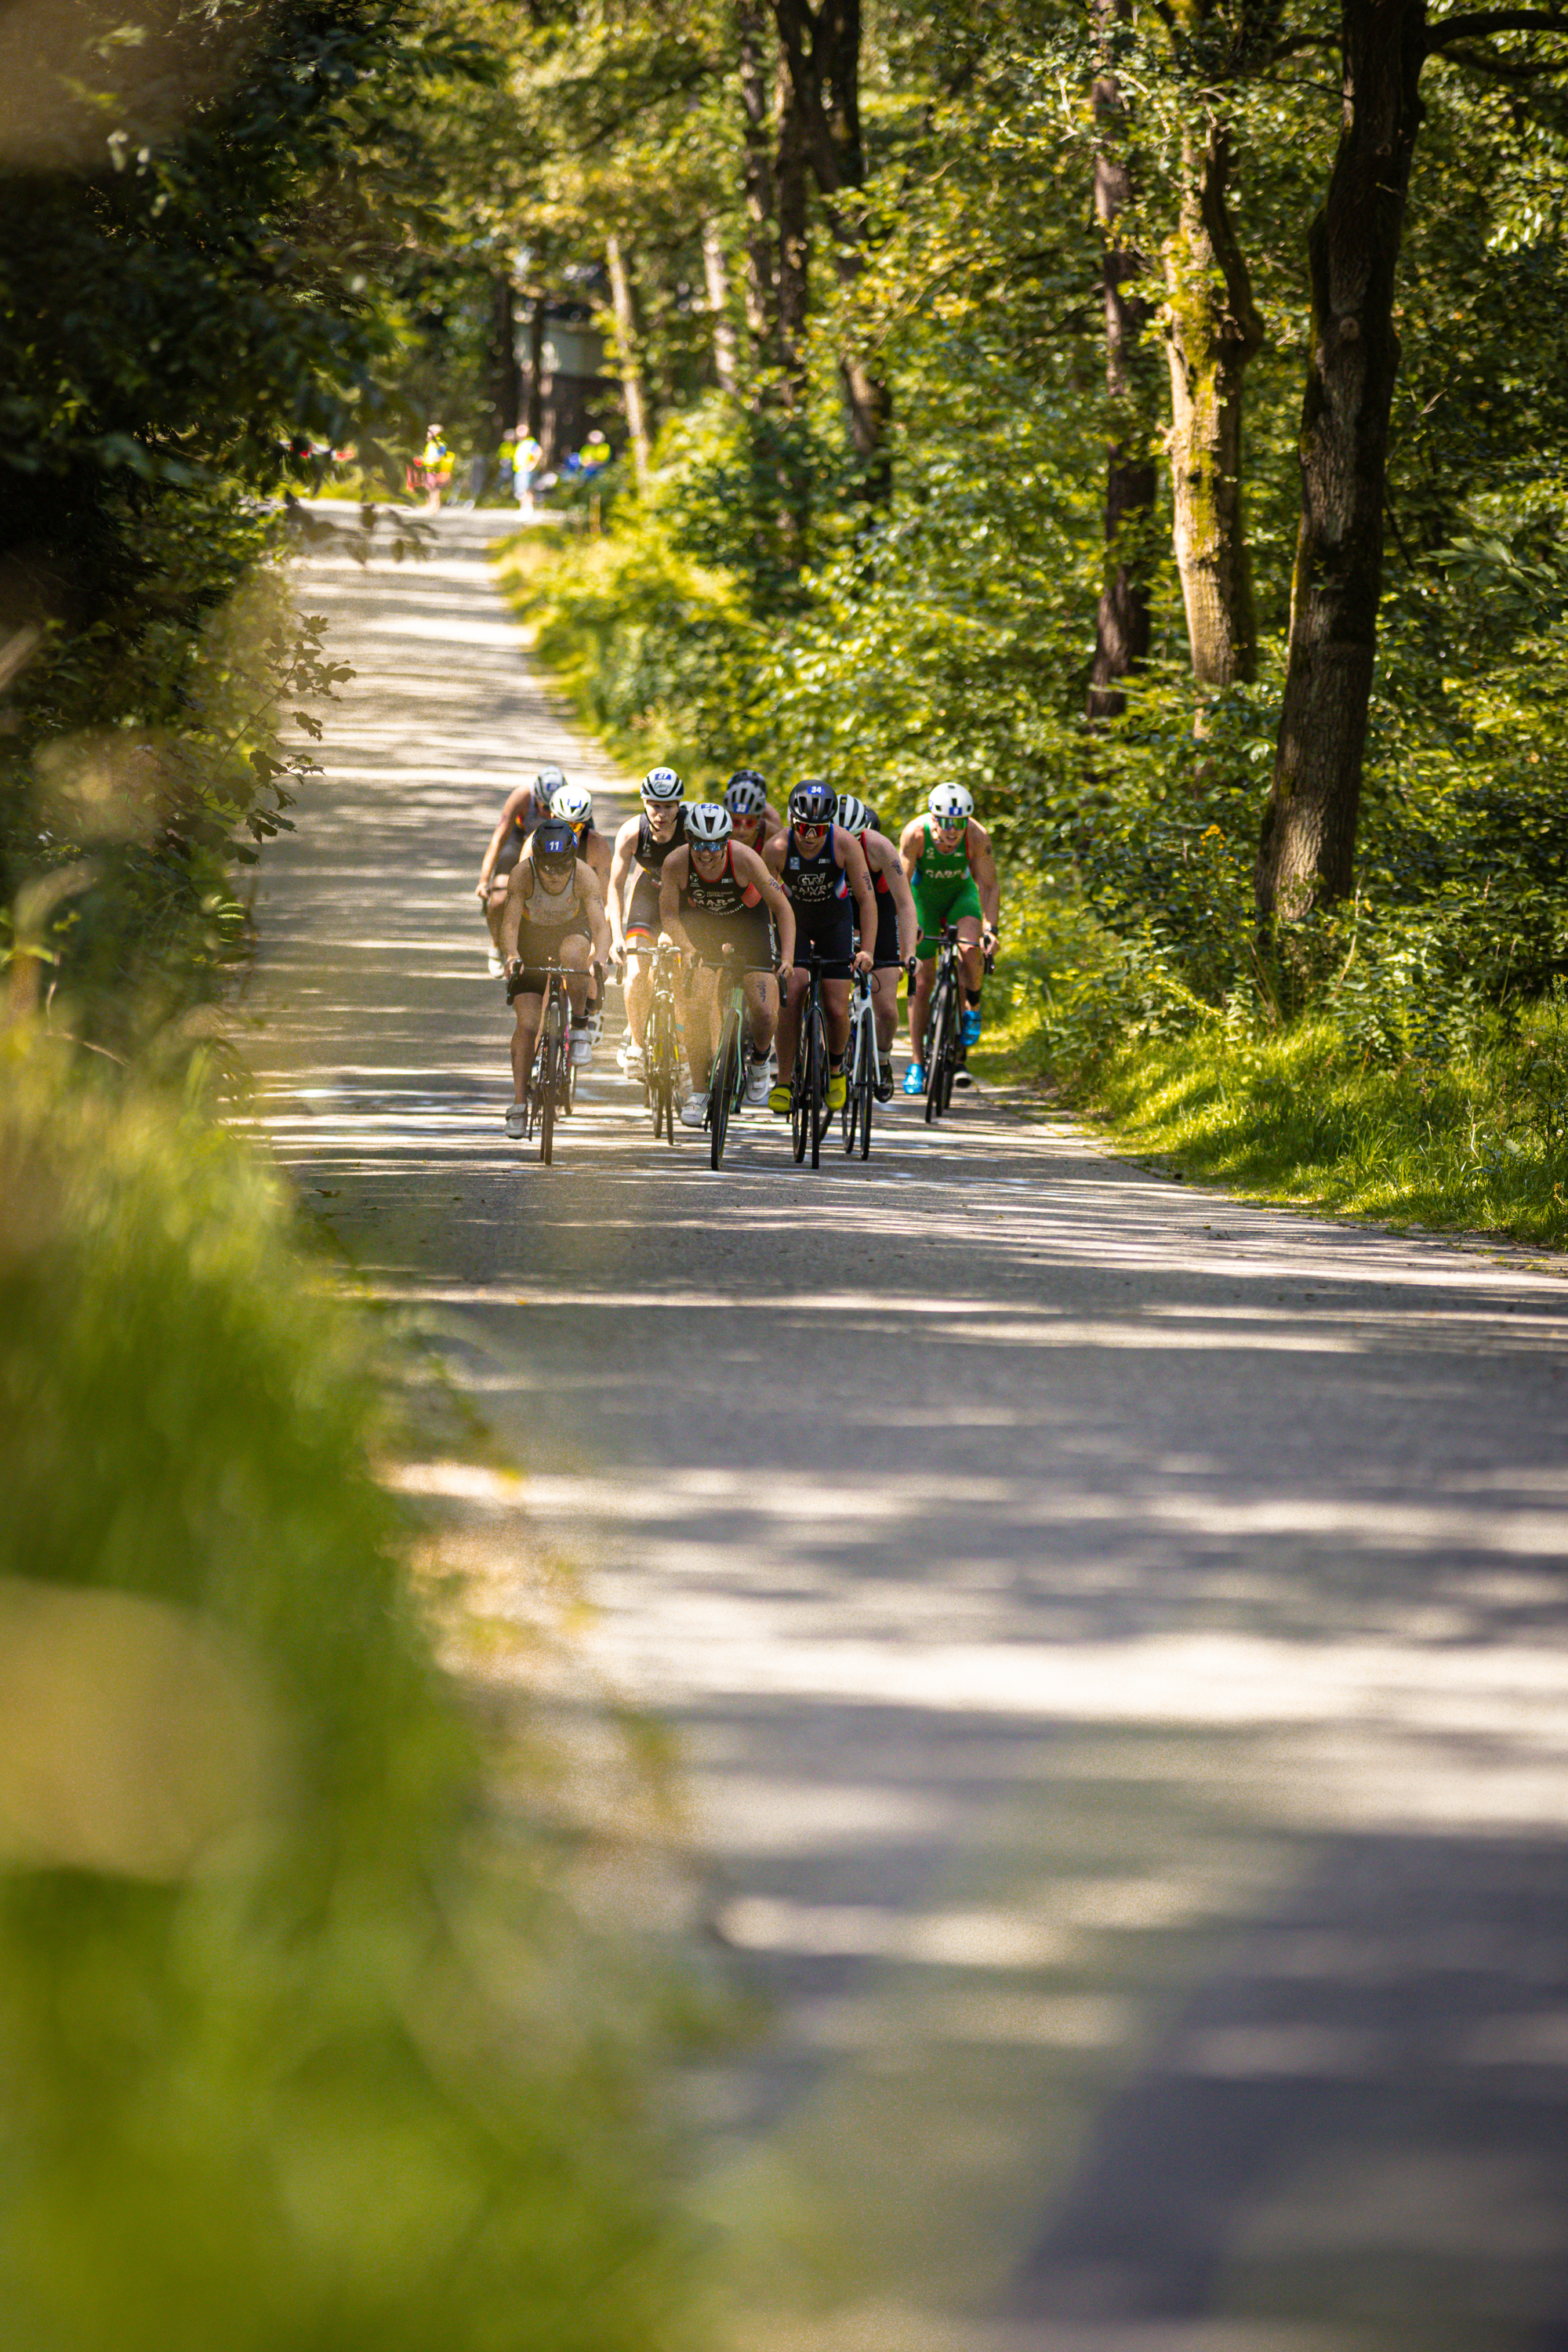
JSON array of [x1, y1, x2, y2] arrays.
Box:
[[535, 764, 568, 796], [641, 766, 684, 804]]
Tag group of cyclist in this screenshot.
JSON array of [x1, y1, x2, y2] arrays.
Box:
[[474, 759, 999, 1139]]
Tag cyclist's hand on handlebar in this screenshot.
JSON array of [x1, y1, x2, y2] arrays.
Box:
[[852, 948, 874, 977], [775, 959, 793, 987], [905, 956, 918, 985], [474, 878, 491, 902]]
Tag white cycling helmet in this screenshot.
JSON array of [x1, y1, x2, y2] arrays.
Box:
[[725, 773, 768, 819], [535, 764, 568, 795], [641, 765, 684, 803], [837, 793, 873, 833], [551, 782, 593, 827], [686, 801, 733, 846], [928, 782, 975, 826]]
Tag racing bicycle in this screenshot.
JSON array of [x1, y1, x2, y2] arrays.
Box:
[[841, 967, 877, 1160], [506, 960, 576, 1165], [644, 937, 682, 1145], [704, 944, 772, 1171], [922, 925, 993, 1124], [789, 946, 834, 1169]]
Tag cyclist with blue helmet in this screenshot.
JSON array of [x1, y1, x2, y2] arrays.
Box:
[[499, 817, 611, 1138], [764, 780, 878, 1116]]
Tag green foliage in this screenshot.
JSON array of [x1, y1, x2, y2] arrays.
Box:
[[0, 1038, 702, 2352]]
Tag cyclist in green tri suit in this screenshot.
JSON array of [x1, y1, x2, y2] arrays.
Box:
[[898, 782, 999, 1094]]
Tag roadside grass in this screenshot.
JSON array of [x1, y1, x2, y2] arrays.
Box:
[[0, 1032, 707, 2352], [971, 887, 1568, 1251]]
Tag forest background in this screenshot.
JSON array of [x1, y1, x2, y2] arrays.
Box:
[[2, 0, 1568, 2341]]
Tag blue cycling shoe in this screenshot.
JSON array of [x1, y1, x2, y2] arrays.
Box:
[[902, 1062, 926, 1095], [960, 1006, 982, 1047]]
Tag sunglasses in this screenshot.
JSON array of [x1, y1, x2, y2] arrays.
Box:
[[691, 838, 729, 858], [793, 818, 829, 837]]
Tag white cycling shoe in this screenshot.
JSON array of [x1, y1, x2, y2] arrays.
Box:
[[569, 1027, 593, 1066], [504, 1104, 527, 1138], [678, 1095, 707, 1130], [743, 1058, 771, 1108], [618, 1042, 645, 1078]]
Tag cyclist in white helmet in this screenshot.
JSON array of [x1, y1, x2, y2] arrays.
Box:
[[899, 782, 999, 1094], [608, 767, 688, 1078], [476, 764, 569, 975], [837, 794, 918, 1098], [723, 768, 784, 856], [659, 803, 797, 1123], [550, 782, 612, 1060]]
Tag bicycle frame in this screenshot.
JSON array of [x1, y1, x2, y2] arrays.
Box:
[[789, 947, 832, 1170], [644, 938, 682, 1145], [704, 949, 771, 1170], [506, 961, 576, 1164]]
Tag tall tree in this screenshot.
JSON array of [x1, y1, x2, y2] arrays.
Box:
[[1258, 0, 1568, 919], [1087, 0, 1160, 718], [771, 0, 892, 497]]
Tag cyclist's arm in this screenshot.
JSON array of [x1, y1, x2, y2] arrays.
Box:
[[735, 844, 796, 972], [580, 864, 612, 967], [762, 828, 788, 878], [658, 850, 697, 958], [498, 859, 530, 965], [875, 834, 920, 964], [968, 820, 1000, 935], [607, 820, 638, 955], [477, 790, 527, 895], [840, 830, 878, 971], [898, 817, 924, 886]]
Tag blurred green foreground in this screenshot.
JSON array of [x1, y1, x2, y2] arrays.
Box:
[[0, 1037, 699, 2352]]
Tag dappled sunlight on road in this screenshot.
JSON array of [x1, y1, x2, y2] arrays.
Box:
[[257, 506, 1568, 2351]]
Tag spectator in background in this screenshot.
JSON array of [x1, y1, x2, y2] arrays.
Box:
[[417, 423, 452, 510], [579, 429, 610, 475], [514, 428, 543, 516]]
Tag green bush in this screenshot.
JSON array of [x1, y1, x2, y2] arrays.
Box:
[[0, 1036, 701, 2352]]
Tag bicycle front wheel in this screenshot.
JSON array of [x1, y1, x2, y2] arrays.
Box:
[[841, 1024, 859, 1154], [710, 1009, 739, 1170], [808, 1006, 828, 1170], [924, 978, 952, 1125], [857, 1041, 874, 1160]]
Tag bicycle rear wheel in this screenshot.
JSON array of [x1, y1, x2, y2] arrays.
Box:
[[857, 1042, 873, 1160], [841, 1022, 859, 1154]]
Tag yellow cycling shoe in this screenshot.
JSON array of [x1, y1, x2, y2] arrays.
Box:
[[827, 1073, 847, 1110], [768, 1084, 791, 1115]]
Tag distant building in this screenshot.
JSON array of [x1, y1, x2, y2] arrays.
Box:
[[519, 307, 614, 475]]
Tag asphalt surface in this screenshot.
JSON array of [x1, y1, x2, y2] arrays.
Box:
[[252, 504, 1568, 2352]]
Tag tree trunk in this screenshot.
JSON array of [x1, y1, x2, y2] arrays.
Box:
[[487, 272, 518, 459], [1255, 0, 1426, 920], [604, 234, 654, 489], [1087, 5, 1160, 720], [775, 50, 810, 411], [524, 293, 545, 442], [702, 217, 739, 394], [770, 0, 891, 499], [738, 0, 777, 364], [1163, 122, 1263, 687]]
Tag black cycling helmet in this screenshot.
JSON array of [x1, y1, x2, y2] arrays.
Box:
[[532, 818, 577, 874], [789, 779, 837, 829]]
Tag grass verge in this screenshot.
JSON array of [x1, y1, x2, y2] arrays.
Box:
[[972, 888, 1568, 1251]]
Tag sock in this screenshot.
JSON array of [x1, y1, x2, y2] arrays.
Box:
[[964, 990, 982, 1008]]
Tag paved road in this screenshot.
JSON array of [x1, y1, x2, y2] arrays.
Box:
[[254, 506, 1568, 2352]]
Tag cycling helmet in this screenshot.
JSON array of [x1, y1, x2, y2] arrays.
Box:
[[725, 774, 768, 819], [789, 779, 838, 829], [551, 782, 593, 828], [532, 818, 577, 874], [863, 805, 881, 835], [686, 801, 733, 847], [928, 782, 975, 826], [837, 793, 873, 833], [535, 764, 568, 795], [641, 765, 684, 804]]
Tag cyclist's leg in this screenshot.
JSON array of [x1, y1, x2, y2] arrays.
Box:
[[909, 935, 938, 1063], [742, 969, 778, 1054], [775, 965, 808, 1085], [821, 975, 851, 1058], [620, 872, 662, 1051], [684, 959, 720, 1089], [510, 985, 544, 1099]]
